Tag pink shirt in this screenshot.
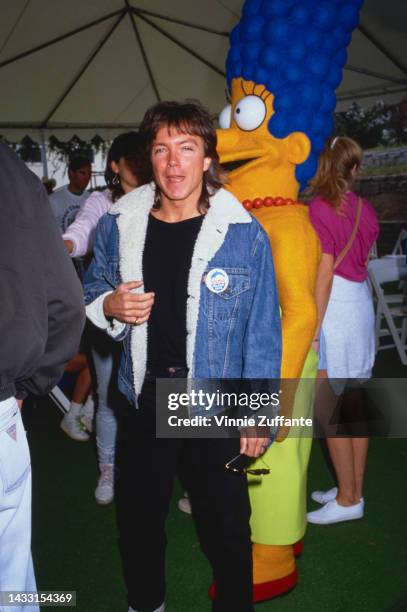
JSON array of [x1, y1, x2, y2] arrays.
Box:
[[309, 192, 379, 282], [63, 189, 112, 257]]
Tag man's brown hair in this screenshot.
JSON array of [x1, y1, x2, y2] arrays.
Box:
[[139, 100, 225, 212]]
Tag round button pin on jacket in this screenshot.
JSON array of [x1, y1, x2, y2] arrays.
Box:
[[205, 268, 229, 294]]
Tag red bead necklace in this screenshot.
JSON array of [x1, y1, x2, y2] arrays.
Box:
[[242, 196, 299, 211]]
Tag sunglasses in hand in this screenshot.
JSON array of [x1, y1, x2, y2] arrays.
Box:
[[225, 454, 270, 476]]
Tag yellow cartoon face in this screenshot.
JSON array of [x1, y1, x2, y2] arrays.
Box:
[[217, 78, 311, 202]]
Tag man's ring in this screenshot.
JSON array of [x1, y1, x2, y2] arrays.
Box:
[[134, 317, 138, 324]]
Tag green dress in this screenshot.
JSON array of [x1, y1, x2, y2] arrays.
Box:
[[248, 348, 318, 544]]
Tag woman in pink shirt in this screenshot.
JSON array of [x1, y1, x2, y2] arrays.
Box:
[[307, 136, 379, 526], [61, 132, 146, 504]]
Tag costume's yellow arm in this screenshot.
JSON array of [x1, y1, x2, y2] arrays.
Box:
[[267, 211, 320, 379]]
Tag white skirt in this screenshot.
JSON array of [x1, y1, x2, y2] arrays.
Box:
[[319, 274, 375, 379]]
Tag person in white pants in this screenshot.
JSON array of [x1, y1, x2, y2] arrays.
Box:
[[0, 142, 85, 612], [0, 399, 37, 611]]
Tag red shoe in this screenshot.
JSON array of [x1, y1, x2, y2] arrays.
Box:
[[208, 542, 303, 603], [293, 540, 304, 557], [208, 581, 216, 600], [252, 568, 298, 602], [209, 569, 298, 603]]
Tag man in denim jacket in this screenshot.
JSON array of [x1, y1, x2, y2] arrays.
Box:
[[84, 101, 281, 612]]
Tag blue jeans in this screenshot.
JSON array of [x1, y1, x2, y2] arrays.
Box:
[[91, 332, 122, 466], [0, 398, 38, 612]]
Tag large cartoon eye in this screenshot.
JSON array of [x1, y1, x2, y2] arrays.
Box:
[[218, 104, 232, 129], [234, 95, 267, 131]]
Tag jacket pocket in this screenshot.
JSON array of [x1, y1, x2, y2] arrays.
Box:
[[202, 267, 250, 321], [0, 409, 30, 497]]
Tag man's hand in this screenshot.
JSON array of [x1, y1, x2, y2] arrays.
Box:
[[103, 281, 155, 325], [64, 239, 74, 254], [240, 428, 270, 458]]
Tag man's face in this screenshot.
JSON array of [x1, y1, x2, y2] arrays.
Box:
[[69, 164, 91, 193], [151, 126, 211, 206]]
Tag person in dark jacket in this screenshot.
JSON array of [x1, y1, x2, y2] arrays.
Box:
[[0, 141, 85, 610]]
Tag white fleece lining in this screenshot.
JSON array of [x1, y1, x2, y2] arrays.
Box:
[[113, 184, 154, 396], [110, 182, 251, 397]]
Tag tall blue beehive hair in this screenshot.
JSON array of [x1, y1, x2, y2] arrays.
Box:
[[226, 0, 364, 188]]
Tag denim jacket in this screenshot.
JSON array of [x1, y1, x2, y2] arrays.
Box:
[[84, 183, 282, 406]]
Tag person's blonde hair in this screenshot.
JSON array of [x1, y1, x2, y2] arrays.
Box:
[[309, 136, 363, 210]]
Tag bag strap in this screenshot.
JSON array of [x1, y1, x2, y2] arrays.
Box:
[[334, 197, 363, 270]]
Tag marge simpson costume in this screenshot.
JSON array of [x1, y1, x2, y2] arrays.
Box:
[[215, 0, 364, 601]]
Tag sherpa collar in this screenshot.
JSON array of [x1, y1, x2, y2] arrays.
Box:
[[110, 182, 251, 396], [109, 181, 250, 225]]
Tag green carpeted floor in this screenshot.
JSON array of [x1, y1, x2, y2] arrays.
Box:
[[25, 349, 407, 612]]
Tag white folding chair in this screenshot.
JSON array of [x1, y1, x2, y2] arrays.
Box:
[[368, 257, 407, 365], [391, 228, 407, 255], [369, 241, 378, 260], [365, 242, 379, 296]]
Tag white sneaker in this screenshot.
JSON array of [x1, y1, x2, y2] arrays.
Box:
[[311, 486, 338, 504], [80, 397, 94, 433], [307, 499, 364, 525], [60, 413, 89, 442], [95, 464, 114, 505], [177, 495, 192, 515]]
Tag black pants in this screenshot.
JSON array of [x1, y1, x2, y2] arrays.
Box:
[[115, 380, 254, 612]]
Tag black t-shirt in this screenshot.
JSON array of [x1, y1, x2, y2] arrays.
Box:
[[143, 213, 204, 368]]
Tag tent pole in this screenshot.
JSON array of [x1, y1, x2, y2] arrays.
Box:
[[338, 85, 407, 103], [136, 12, 226, 78], [132, 7, 229, 37], [39, 130, 48, 178], [344, 64, 407, 85], [358, 23, 407, 79], [125, 0, 161, 102], [42, 11, 126, 126], [0, 9, 125, 69]]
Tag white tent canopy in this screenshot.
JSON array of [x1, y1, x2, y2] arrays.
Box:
[[0, 0, 406, 140]]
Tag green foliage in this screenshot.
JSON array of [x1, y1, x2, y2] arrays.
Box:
[[1, 133, 109, 163], [2, 97, 407, 162], [18, 136, 42, 162], [0, 135, 42, 161], [359, 164, 407, 177], [334, 101, 407, 148], [47, 134, 108, 162], [0, 135, 17, 150]]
